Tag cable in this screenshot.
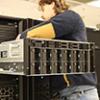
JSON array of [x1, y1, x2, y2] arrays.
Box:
[[63, 74, 70, 87]]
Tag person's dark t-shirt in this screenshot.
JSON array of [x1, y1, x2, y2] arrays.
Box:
[[47, 10, 96, 91], [50, 10, 87, 41]]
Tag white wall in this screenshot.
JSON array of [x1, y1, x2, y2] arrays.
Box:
[[0, 0, 41, 19], [71, 4, 100, 29], [88, 0, 100, 8], [0, 0, 81, 19], [0, 0, 100, 29]]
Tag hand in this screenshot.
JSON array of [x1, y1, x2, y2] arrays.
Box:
[[16, 34, 21, 40]]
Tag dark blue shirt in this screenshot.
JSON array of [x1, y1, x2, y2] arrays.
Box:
[[48, 10, 96, 90], [50, 10, 87, 41]]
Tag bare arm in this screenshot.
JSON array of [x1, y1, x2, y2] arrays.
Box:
[[27, 23, 56, 39]]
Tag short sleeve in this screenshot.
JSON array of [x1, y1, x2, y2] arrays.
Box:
[[49, 10, 86, 41]]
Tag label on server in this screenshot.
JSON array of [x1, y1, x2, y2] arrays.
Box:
[[0, 40, 24, 74], [0, 39, 24, 62]]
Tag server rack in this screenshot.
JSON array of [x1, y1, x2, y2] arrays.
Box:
[[0, 16, 43, 43], [0, 38, 96, 100], [0, 38, 95, 75], [0, 16, 96, 100], [0, 74, 25, 100]]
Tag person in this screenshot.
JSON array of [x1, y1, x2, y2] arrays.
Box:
[[17, 0, 99, 99]]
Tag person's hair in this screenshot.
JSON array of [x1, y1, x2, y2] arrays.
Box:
[[39, 0, 69, 14]]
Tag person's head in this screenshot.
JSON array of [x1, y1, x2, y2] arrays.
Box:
[[39, 0, 69, 20]]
